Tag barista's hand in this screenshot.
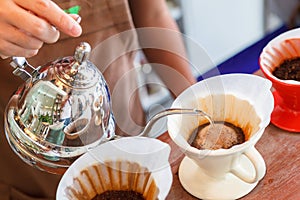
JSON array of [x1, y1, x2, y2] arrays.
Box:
[[0, 0, 82, 58]]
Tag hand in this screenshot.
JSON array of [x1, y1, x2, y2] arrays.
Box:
[[0, 0, 82, 58]]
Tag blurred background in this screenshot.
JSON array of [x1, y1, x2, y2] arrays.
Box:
[[170, 0, 300, 76]]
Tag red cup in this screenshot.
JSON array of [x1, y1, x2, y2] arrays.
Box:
[[259, 28, 300, 132]]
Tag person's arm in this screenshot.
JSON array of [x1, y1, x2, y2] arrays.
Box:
[[129, 0, 196, 97], [0, 0, 82, 58]]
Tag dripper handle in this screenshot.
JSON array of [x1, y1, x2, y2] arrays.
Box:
[[230, 146, 266, 184]]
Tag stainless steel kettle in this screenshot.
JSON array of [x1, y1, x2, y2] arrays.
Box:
[[4, 42, 115, 174]]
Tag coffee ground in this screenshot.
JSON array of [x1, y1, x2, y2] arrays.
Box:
[[190, 121, 245, 150], [272, 57, 300, 81], [92, 190, 145, 200]]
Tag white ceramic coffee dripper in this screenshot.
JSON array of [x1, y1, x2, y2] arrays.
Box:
[[167, 73, 274, 200]]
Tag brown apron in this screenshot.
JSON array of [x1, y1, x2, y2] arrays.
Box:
[[0, 0, 145, 199]]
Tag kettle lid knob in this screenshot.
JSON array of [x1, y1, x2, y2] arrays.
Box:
[[74, 42, 91, 64]]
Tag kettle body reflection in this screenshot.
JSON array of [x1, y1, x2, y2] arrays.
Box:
[[4, 42, 115, 174]]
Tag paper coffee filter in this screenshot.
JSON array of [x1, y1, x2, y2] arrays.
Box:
[[260, 28, 300, 85], [88, 137, 171, 173], [64, 160, 159, 200], [57, 137, 172, 200], [168, 74, 274, 153]]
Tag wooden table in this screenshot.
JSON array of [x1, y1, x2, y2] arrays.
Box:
[[157, 72, 300, 200]]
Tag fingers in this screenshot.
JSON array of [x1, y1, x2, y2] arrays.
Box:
[[0, 39, 39, 58], [0, 0, 82, 58], [10, 10, 60, 44], [14, 0, 82, 37], [0, 55, 9, 60], [69, 14, 82, 24], [0, 20, 43, 58], [1, 24, 44, 49]]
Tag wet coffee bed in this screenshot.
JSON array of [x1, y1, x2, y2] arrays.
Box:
[[190, 121, 245, 150]]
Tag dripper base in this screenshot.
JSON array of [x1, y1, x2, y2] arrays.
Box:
[[178, 156, 261, 200], [271, 91, 300, 132]]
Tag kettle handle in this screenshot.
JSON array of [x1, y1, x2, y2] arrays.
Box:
[[10, 57, 40, 81]]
